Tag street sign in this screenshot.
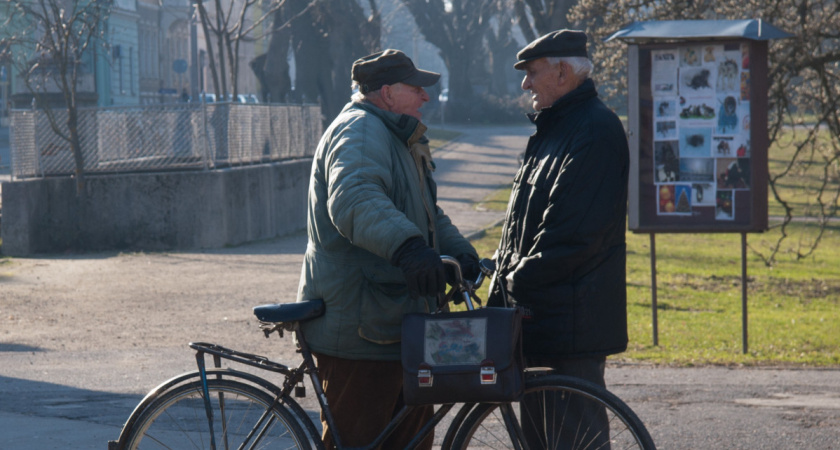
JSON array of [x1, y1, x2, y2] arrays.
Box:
[[172, 59, 188, 74]]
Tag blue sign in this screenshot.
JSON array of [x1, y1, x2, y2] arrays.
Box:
[[172, 59, 188, 74]]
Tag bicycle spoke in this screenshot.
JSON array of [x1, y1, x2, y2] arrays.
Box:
[[120, 377, 309, 449], [451, 375, 655, 450]]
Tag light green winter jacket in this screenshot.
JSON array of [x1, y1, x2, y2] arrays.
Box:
[[296, 100, 477, 361]]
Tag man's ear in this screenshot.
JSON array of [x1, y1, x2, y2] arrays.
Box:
[[380, 85, 394, 107]]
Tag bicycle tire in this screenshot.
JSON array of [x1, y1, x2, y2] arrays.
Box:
[[120, 377, 311, 449], [451, 374, 656, 450], [440, 403, 477, 449]]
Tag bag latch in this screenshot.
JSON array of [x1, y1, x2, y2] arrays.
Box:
[[418, 362, 433, 387], [480, 359, 497, 385]]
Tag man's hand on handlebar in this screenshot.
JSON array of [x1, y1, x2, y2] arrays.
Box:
[[457, 254, 481, 283], [439, 256, 496, 310], [445, 254, 480, 287], [391, 237, 447, 299]]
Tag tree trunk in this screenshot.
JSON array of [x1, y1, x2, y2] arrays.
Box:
[[258, 0, 379, 124], [518, 0, 574, 37], [215, 1, 229, 98], [401, 0, 497, 122], [198, 1, 221, 96], [445, 50, 475, 119], [67, 109, 86, 196]]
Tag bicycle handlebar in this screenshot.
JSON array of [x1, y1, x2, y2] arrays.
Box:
[[440, 256, 495, 311]]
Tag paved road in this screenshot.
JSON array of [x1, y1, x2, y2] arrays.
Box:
[[1, 124, 839, 449]]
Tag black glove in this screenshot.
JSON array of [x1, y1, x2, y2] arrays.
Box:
[[458, 254, 481, 282], [391, 237, 446, 299], [446, 253, 480, 285]]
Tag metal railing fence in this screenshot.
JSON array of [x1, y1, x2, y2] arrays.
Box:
[[9, 102, 322, 179]]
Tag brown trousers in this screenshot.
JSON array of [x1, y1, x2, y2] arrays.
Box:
[[314, 353, 434, 450]]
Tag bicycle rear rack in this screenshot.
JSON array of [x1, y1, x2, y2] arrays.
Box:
[[190, 342, 291, 375]]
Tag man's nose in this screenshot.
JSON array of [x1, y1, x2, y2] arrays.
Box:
[[521, 76, 531, 90], [420, 88, 430, 102]]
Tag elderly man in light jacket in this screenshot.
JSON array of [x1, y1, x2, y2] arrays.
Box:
[[297, 49, 478, 450]]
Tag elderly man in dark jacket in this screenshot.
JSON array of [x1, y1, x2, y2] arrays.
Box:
[[488, 29, 630, 447]]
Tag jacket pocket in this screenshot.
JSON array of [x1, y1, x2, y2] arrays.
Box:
[[362, 262, 406, 286], [571, 246, 627, 354], [358, 263, 429, 344], [526, 153, 552, 189], [517, 282, 575, 356]]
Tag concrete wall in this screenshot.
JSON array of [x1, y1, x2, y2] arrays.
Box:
[[0, 159, 311, 256]]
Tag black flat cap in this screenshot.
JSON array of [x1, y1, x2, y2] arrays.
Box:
[[514, 29, 588, 70], [352, 49, 440, 94]]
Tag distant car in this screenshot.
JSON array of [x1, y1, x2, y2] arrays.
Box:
[[438, 88, 449, 103], [198, 93, 216, 103], [245, 94, 259, 104], [223, 94, 248, 103]]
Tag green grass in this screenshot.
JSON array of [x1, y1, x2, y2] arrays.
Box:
[[466, 220, 840, 368], [622, 225, 840, 367], [454, 128, 840, 368], [475, 188, 511, 213], [426, 129, 462, 150]]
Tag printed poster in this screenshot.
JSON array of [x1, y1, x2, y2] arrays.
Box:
[[650, 43, 751, 221]]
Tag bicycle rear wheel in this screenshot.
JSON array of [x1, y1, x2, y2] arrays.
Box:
[[121, 377, 310, 449], [451, 374, 655, 449]]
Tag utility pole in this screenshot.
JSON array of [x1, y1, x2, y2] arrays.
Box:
[[190, 0, 200, 101]]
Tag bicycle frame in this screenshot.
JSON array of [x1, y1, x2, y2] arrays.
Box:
[[117, 256, 496, 450], [190, 327, 457, 449]]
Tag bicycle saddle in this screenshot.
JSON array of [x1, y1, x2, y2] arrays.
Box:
[[253, 299, 325, 323]]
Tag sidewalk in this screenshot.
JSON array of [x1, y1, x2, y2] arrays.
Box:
[[431, 124, 530, 237]]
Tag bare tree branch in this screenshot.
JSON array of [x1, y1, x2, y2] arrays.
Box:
[[1, 0, 111, 195], [570, 0, 840, 265]]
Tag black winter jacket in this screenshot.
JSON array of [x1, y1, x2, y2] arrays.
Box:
[[489, 78, 629, 358]]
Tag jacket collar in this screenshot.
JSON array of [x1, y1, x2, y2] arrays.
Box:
[[351, 100, 427, 147], [527, 78, 598, 126]]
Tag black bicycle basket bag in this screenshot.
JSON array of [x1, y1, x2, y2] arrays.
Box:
[[401, 307, 524, 406]]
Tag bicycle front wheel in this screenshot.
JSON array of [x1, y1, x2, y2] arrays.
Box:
[[451, 374, 655, 450], [121, 377, 310, 449]]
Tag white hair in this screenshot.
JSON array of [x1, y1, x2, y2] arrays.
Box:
[[546, 56, 593, 79], [350, 81, 367, 102], [351, 80, 387, 103]]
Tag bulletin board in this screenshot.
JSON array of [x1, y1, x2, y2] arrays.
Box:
[[608, 20, 792, 353], [626, 40, 769, 233]]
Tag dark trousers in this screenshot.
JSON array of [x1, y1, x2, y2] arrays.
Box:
[[521, 356, 609, 450], [313, 353, 434, 450]]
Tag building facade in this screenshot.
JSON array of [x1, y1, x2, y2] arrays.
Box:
[[3, 0, 264, 109], [109, 0, 141, 105]]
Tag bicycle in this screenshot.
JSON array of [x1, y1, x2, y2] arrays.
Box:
[[110, 257, 656, 449]]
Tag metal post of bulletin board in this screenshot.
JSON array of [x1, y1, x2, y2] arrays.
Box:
[[741, 233, 748, 353], [648, 232, 750, 353]]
